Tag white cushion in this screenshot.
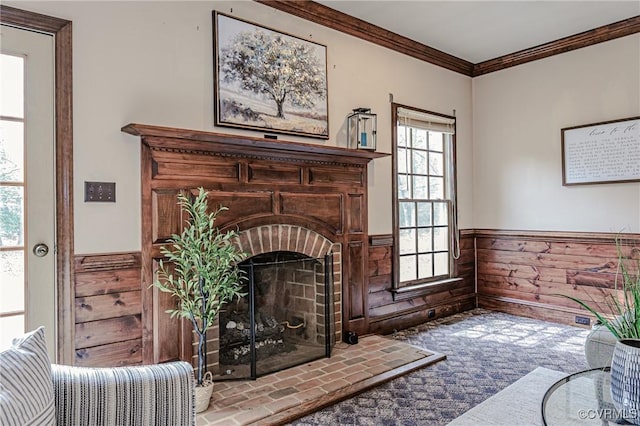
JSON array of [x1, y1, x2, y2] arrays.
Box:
[[0, 327, 55, 425]]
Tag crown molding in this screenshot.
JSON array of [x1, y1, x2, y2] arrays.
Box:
[[254, 0, 474, 76], [473, 15, 640, 76], [256, 1, 640, 77]]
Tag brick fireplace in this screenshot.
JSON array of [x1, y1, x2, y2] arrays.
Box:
[[215, 225, 341, 378], [234, 224, 342, 338], [123, 123, 385, 372]]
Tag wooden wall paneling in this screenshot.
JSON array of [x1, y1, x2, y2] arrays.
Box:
[[345, 240, 367, 334], [152, 151, 241, 182], [75, 291, 141, 323], [453, 232, 476, 280], [153, 274, 183, 363], [149, 189, 194, 365], [366, 233, 476, 334], [74, 252, 140, 272], [368, 276, 393, 309], [367, 236, 395, 314], [308, 166, 364, 186], [75, 268, 140, 297], [152, 189, 181, 243], [368, 297, 477, 335], [73, 252, 143, 366], [248, 163, 302, 184], [75, 315, 142, 350], [204, 190, 275, 228], [475, 230, 640, 327], [348, 194, 363, 233], [141, 142, 156, 364], [478, 296, 594, 327], [476, 247, 620, 270], [75, 339, 142, 367], [279, 192, 344, 233], [369, 281, 475, 318]]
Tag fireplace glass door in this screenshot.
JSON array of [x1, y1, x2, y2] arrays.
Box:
[[218, 251, 334, 379]]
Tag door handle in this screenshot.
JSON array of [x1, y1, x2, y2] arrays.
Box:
[[33, 243, 49, 257]]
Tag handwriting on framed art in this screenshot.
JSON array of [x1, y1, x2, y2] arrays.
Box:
[[561, 116, 640, 186]]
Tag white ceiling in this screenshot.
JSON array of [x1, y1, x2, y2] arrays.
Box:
[[316, 1, 640, 63]]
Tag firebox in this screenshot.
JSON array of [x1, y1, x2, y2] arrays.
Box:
[[217, 251, 334, 379]]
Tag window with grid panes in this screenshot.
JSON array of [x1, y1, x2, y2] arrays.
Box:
[[393, 105, 457, 288]]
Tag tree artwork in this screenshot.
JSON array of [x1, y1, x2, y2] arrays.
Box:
[[220, 31, 325, 120], [215, 13, 328, 138]]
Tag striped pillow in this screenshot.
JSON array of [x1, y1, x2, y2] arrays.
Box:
[[0, 327, 55, 425]]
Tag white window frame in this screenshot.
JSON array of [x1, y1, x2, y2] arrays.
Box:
[[391, 103, 460, 293]]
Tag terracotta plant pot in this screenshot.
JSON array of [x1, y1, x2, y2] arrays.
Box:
[[610, 339, 640, 425]]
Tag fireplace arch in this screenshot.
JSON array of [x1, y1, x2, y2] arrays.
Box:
[[235, 224, 338, 261]]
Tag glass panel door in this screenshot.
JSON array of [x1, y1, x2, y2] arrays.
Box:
[[0, 25, 56, 356]]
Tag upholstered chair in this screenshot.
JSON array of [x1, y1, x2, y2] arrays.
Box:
[[0, 327, 196, 426]]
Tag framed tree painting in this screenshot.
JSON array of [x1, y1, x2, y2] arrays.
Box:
[[213, 11, 329, 139]]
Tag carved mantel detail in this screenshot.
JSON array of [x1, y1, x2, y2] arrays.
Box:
[[122, 123, 386, 167]]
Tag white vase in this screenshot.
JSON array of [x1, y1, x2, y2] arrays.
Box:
[[610, 339, 640, 425], [194, 372, 214, 413]]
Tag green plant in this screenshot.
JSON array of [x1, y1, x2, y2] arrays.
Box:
[[561, 237, 640, 340], [152, 188, 246, 385]]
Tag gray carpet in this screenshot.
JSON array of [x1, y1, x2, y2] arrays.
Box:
[[447, 367, 566, 425], [290, 308, 589, 425]]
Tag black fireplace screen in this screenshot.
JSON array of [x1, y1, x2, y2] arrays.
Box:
[[217, 251, 334, 380]]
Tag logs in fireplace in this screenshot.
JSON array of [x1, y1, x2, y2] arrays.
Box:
[[220, 310, 294, 365]]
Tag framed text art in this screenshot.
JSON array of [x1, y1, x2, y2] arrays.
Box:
[[561, 116, 640, 186], [213, 11, 329, 139]]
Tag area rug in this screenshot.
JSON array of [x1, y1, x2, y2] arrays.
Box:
[[292, 310, 589, 425], [447, 367, 567, 426]]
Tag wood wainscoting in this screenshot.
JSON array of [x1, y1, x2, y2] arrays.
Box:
[[367, 231, 476, 335], [70, 229, 639, 367], [73, 252, 143, 367], [476, 229, 640, 327], [69, 232, 475, 367]]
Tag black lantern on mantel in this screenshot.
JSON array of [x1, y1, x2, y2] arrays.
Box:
[[347, 108, 377, 151]]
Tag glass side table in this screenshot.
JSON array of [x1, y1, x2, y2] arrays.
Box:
[[542, 367, 633, 425]]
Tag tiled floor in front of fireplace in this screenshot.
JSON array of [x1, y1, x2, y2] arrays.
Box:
[[197, 335, 445, 425]]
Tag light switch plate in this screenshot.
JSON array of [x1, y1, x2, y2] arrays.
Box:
[[85, 181, 116, 202]]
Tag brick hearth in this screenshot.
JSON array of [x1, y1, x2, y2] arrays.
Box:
[[197, 334, 444, 425]]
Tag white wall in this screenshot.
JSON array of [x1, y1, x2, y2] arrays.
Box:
[[473, 35, 640, 233], [8, 1, 473, 254]]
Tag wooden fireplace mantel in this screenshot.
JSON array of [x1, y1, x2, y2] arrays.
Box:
[[122, 123, 388, 167], [125, 122, 386, 367]]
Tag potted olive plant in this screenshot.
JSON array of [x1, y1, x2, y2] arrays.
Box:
[[561, 237, 639, 423], [152, 187, 246, 413]]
